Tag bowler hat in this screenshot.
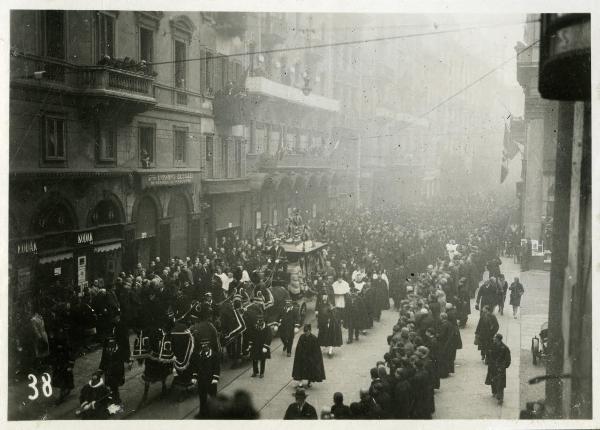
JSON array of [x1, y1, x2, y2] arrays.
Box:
[[294, 388, 308, 399]]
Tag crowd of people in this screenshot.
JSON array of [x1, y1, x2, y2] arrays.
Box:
[[281, 199, 514, 419], [9, 195, 519, 419]]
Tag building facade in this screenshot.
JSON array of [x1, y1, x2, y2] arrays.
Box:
[[9, 11, 229, 298], [515, 15, 559, 244]]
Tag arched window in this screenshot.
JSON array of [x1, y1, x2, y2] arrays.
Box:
[[90, 199, 122, 226], [32, 200, 76, 235]]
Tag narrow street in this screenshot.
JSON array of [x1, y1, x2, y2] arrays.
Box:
[[433, 257, 549, 418]]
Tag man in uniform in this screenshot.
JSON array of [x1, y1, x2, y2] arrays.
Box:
[[279, 299, 300, 357], [191, 337, 220, 418]]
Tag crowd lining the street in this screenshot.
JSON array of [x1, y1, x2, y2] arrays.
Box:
[[9, 195, 521, 419]]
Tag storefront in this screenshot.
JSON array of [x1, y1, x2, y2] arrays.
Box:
[[212, 194, 242, 246], [135, 195, 159, 268], [168, 193, 191, 259]]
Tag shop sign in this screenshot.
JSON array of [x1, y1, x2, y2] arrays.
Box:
[[77, 232, 94, 244], [17, 240, 37, 255], [78, 268, 87, 285], [142, 172, 193, 188], [78, 256, 87, 286]]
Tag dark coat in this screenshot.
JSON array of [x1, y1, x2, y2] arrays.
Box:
[[284, 401, 318, 419], [373, 278, 390, 310], [475, 313, 499, 352], [410, 369, 433, 419], [437, 320, 460, 377], [249, 324, 272, 360], [362, 286, 379, 326], [509, 282, 524, 306], [343, 294, 367, 330], [99, 322, 130, 388], [393, 379, 412, 419], [477, 281, 498, 310], [317, 307, 343, 347], [78, 380, 112, 419], [331, 403, 352, 419], [279, 305, 299, 344], [50, 332, 75, 390], [485, 341, 511, 389], [292, 333, 326, 382]]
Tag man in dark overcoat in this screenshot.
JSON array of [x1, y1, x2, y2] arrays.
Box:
[[278, 299, 299, 357], [249, 316, 271, 378], [485, 333, 511, 405], [475, 305, 499, 363]]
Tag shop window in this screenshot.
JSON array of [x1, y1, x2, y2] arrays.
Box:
[[42, 115, 67, 163], [174, 127, 187, 165], [139, 124, 155, 168], [43, 10, 65, 59], [96, 12, 115, 60]]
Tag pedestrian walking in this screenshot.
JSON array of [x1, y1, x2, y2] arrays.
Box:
[[343, 291, 362, 343], [249, 317, 271, 378], [190, 338, 220, 419], [509, 277, 525, 319], [476, 277, 498, 314], [292, 324, 326, 388], [485, 333, 511, 405], [278, 299, 299, 357], [317, 303, 344, 357], [475, 305, 499, 363], [284, 388, 318, 419], [496, 274, 508, 315], [98, 313, 131, 405]]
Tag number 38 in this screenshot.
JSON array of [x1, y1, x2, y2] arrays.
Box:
[[28, 373, 53, 400]]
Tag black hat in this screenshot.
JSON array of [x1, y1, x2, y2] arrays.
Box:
[[294, 388, 308, 399]]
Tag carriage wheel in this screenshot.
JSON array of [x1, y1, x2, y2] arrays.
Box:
[[531, 337, 539, 365], [300, 303, 307, 323]]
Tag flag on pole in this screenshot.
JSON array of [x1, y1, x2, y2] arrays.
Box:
[[503, 121, 520, 160]]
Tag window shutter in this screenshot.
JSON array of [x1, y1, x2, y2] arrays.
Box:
[[199, 46, 207, 93]]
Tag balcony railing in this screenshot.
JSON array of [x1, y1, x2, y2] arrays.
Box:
[[11, 53, 156, 106], [79, 66, 154, 99], [245, 76, 340, 112]]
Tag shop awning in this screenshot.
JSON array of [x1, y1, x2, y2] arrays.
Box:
[[39, 251, 74, 265], [94, 241, 122, 253]]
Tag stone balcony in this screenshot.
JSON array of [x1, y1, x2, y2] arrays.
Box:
[[11, 53, 156, 115]]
